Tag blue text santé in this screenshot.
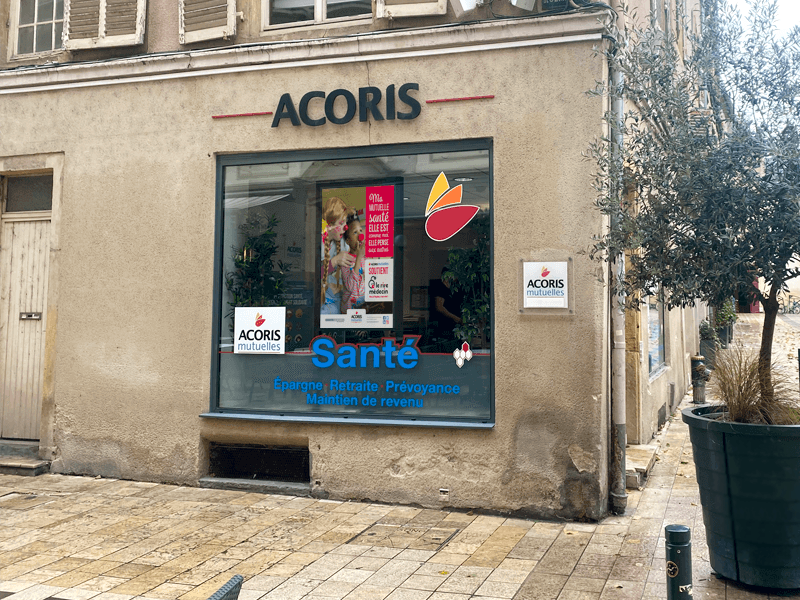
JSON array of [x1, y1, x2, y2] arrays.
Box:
[[310, 335, 420, 369]]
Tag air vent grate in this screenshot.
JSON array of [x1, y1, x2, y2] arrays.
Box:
[[209, 443, 309, 483]]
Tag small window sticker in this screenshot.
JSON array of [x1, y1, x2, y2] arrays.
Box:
[[234, 307, 286, 354]]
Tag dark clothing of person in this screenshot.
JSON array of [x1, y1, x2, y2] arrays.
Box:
[[429, 278, 462, 341]]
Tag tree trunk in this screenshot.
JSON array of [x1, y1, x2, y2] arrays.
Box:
[[759, 284, 780, 404]]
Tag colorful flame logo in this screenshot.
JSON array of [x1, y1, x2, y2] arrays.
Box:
[[541, 266, 550, 277], [424, 172, 480, 242], [254, 313, 265, 327]]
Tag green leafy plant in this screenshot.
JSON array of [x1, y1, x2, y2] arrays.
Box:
[[699, 319, 719, 342], [445, 216, 490, 345], [589, 0, 800, 409], [225, 212, 290, 320], [714, 298, 738, 328]]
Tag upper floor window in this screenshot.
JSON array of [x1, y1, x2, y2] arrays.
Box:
[[16, 0, 64, 55], [5, 175, 53, 212], [62, 0, 146, 50], [180, 0, 236, 43], [264, 0, 370, 27]]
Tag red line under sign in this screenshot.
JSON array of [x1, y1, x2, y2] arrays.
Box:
[[426, 95, 495, 104], [212, 111, 274, 119]]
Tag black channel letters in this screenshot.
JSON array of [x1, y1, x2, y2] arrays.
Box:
[[271, 84, 421, 127]]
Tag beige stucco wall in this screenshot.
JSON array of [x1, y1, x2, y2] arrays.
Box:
[[0, 16, 613, 519]]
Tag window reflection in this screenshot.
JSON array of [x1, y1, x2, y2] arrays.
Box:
[[215, 144, 493, 422], [220, 150, 491, 354], [648, 294, 665, 373], [16, 0, 62, 55], [326, 0, 370, 18], [269, 0, 370, 25], [270, 0, 314, 25]]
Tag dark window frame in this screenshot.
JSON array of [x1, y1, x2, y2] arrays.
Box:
[[207, 139, 494, 427]]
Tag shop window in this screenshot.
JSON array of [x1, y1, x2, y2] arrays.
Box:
[[11, 0, 64, 56], [648, 293, 666, 374], [263, 0, 370, 28], [62, 0, 145, 49], [211, 140, 493, 426]]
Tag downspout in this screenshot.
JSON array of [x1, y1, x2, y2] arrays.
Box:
[[608, 32, 628, 515]]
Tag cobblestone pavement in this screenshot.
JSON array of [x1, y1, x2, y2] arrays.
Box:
[[2, 314, 799, 600]]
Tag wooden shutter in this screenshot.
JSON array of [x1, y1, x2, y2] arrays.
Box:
[[179, 0, 236, 43], [64, 0, 145, 48], [376, 0, 446, 18]]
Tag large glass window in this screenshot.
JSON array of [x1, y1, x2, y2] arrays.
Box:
[[212, 141, 493, 426]]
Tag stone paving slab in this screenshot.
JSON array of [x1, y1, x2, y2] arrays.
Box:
[[3, 314, 800, 600]]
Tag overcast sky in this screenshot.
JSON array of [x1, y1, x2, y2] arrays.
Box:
[[731, 0, 799, 35]]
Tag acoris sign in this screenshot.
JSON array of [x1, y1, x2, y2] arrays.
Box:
[[234, 307, 286, 354], [523, 262, 569, 309], [272, 83, 421, 127]]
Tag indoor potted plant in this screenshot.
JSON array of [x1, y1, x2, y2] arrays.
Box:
[[225, 211, 290, 323], [445, 216, 490, 348], [589, 0, 800, 588]]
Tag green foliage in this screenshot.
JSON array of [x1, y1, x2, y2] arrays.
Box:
[[225, 212, 290, 319], [589, 0, 800, 403], [699, 319, 719, 341], [445, 216, 490, 344], [714, 298, 738, 327]]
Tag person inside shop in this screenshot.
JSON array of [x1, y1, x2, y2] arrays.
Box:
[[429, 267, 463, 346], [321, 197, 355, 314], [342, 211, 366, 310]]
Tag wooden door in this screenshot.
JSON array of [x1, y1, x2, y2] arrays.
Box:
[[0, 215, 50, 440]]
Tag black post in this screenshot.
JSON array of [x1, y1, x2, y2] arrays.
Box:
[[665, 525, 692, 599]]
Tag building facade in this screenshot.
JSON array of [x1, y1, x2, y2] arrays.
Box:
[[0, 0, 699, 519]]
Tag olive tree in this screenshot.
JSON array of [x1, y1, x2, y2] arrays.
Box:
[[590, 0, 800, 407]]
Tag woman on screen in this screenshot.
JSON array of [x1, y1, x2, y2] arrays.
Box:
[[321, 197, 355, 314]]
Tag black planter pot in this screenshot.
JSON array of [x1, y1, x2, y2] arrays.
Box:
[[682, 405, 800, 588]]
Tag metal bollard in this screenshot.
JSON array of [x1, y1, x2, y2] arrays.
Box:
[[691, 356, 710, 404], [665, 525, 692, 599]]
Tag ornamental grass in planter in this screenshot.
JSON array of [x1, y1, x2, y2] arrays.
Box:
[[683, 345, 800, 588], [712, 345, 800, 426]]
